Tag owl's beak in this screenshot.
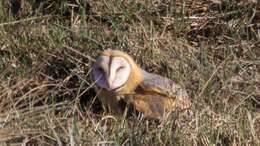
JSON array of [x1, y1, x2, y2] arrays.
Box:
[[106, 74, 113, 91], [107, 80, 113, 90]]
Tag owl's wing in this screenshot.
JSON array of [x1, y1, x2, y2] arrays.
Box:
[[126, 93, 175, 119], [136, 70, 191, 110]]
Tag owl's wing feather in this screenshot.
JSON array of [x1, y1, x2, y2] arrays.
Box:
[[127, 93, 176, 119], [137, 70, 191, 110]]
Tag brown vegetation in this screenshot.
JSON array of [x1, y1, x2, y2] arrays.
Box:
[[0, 0, 259, 145]]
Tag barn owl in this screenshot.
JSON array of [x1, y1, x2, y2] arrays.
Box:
[[91, 50, 191, 119]]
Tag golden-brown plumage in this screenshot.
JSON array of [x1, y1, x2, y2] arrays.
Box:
[[91, 50, 191, 119]]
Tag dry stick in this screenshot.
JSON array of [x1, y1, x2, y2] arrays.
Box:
[[198, 60, 226, 98], [55, 23, 104, 48], [63, 46, 97, 117], [247, 109, 259, 143], [63, 45, 96, 62], [69, 118, 76, 146], [14, 84, 57, 107], [0, 15, 52, 27], [45, 113, 69, 146], [70, 75, 96, 118]]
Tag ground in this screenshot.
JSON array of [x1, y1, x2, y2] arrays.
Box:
[[0, 0, 259, 145]]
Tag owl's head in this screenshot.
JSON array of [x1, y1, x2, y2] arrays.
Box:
[[91, 50, 136, 91]]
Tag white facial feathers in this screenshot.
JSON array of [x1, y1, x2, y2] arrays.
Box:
[[91, 56, 110, 90], [109, 57, 131, 90], [92, 56, 131, 91]]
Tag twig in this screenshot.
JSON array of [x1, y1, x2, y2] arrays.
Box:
[[55, 24, 104, 48], [63, 45, 96, 62], [198, 60, 226, 97], [0, 15, 52, 27]]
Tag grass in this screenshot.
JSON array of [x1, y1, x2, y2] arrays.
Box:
[[0, 0, 259, 145]]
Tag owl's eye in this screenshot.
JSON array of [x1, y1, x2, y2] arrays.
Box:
[[97, 67, 104, 72], [116, 66, 125, 72]]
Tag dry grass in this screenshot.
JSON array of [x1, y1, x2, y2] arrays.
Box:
[[0, 0, 259, 145]]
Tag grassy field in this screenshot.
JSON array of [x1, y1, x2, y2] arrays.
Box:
[[0, 0, 259, 145]]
